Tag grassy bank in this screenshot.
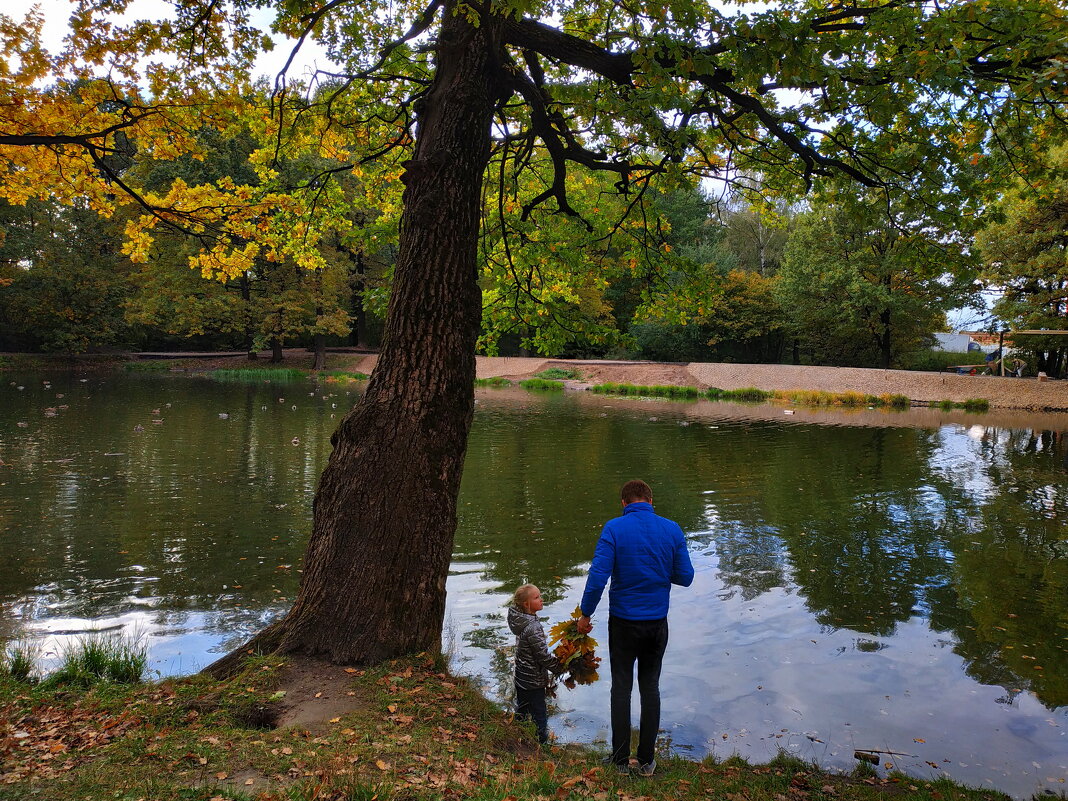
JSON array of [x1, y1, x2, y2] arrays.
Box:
[[590, 383, 915, 408], [587, 383, 995, 413], [0, 353, 128, 371], [0, 655, 1018, 801]]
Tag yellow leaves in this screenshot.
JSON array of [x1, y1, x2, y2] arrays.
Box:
[[549, 606, 601, 687], [190, 242, 260, 281]]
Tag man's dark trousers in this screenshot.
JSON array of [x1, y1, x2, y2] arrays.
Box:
[[608, 616, 669, 766]]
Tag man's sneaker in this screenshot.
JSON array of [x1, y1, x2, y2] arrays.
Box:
[[638, 760, 656, 777], [615, 761, 631, 777]]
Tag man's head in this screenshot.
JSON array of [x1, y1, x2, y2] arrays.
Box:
[[620, 479, 653, 505]]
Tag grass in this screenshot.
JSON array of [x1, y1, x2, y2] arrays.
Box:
[[209, 368, 308, 383], [321, 370, 370, 383], [587, 385, 921, 410], [38, 631, 148, 689], [0, 653, 1019, 801], [535, 367, 583, 380], [590, 384, 910, 406], [716, 387, 773, 402], [0, 353, 48, 370], [935, 398, 990, 412], [519, 378, 566, 391], [591, 382, 703, 399], [1, 641, 40, 683], [124, 360, 176, 372], [474, 376, 513, 387], [773, 390, 912, 409]]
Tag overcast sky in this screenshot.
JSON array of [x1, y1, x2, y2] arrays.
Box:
[[5, 0, 332, 82]]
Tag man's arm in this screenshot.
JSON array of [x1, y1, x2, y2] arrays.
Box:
[[671, 527, 695, 587], [577, 527, 615, 632]]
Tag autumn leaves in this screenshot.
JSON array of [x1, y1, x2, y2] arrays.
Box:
[[548, 607, 601, 691]]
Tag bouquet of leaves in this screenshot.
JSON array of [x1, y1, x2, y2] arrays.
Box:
[[548, 606, 601, 689]]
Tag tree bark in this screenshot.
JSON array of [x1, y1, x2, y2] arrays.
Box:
[[312, 332, 326, 370], [206, 6, 504, 675], [241, 275, 258, 360], [350, 249, 368, 349], [313, 296, 326, 370], [878, 307, 891, 369], [878, 273, 892, 369]]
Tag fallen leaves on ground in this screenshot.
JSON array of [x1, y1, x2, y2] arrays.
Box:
[[0, 700, 140, 784]]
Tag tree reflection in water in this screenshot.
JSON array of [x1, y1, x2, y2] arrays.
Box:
[[2, 376, 1066, 793]]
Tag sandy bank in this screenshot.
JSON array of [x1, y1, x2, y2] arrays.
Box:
[[338, 354, 1065, 411]]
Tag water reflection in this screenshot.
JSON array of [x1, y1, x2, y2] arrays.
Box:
[[1, 376, 1067, 796]]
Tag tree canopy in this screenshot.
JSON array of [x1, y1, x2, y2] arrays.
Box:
[[3, 0, 1066, 283]]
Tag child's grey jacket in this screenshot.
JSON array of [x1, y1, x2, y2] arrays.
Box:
[[507, 604, 565, 690]]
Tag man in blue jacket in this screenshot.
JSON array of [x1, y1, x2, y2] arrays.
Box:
[[577, 479, 694, 777]]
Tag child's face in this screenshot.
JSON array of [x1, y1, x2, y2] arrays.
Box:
[[524, 586, 544, 613]]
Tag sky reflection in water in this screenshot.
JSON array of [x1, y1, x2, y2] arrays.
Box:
[[1, 375, 1066, 797]]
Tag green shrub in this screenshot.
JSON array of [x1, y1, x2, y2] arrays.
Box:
[[883, 394, 911, 409], [40, 632, 147, 688], [938, 399, 955, 411], [474, 377, 513, 387], [535, 367, 582, 380], [210, 368, 307, 383], [518, 378, 565, 391]]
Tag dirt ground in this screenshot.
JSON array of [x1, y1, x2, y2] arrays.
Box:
[[116, 349, 1068, 411], [329, 354, 1066, 411]]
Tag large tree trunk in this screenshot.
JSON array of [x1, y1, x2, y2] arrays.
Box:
[[206, 7, 503, 675]]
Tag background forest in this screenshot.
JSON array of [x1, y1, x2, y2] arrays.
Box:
[[2, 115, 1067, 375]]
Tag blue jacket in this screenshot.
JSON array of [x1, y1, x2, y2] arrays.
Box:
[[580, 502, 694, 621]]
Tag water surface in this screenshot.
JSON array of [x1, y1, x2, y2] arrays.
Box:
[[1, 373, 1066, 796]]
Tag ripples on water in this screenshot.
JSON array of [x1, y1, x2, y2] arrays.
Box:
[[1, 376, 1066, 796]]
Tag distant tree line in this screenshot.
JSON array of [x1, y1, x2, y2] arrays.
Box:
[[2, 147, 1066, 374]]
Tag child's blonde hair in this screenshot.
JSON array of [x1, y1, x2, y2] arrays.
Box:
[[513, 583, 538, 609]]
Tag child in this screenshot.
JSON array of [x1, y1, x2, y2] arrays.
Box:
[[507, 584, 566, 744]]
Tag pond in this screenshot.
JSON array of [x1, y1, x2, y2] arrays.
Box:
[[1, 372, 1066, 797]]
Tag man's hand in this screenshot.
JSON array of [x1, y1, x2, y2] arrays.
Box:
[[576, 615, 592, 634]]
